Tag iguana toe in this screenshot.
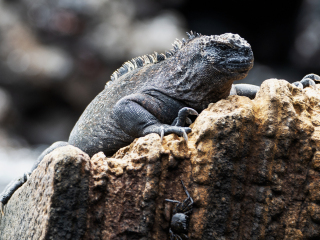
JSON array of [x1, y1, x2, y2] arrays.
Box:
[[293, 73, 320, 89], [292, 81, 303, 89], [172, 107, 199, 127], [183, 107, 198, 116], [186, 117, 192, 125], [182, 129, 189, 144], [299, 73, 320, 88], [300, 78, 316, 88], [166, 126, 191, 143], [302, 73, 320, 83], [156, 125, 191, 143], [160, 127, 165, 142]]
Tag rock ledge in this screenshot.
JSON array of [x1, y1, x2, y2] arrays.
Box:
[[1, 79, 320, 240]]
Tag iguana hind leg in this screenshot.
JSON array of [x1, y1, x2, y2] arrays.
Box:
[[0, 141, 69, 212], [0, 173, 29, 215], [113, 92, 192, 142]]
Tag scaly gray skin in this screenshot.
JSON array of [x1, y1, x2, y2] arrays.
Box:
[[0, 32, 317, 214], [68, 32, 255, 157]]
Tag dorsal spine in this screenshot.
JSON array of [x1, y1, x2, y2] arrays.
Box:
[[109, 31, 201, 82]]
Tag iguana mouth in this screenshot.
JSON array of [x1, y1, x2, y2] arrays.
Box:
[[225, 57, 253, 65], [221, 59, 253, 72], [221, 56, 252, 64], [228, 62, 253, 67]]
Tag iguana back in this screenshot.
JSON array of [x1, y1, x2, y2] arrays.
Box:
[[69, 32, 254, 156]]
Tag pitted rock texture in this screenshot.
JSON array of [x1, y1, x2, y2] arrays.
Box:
[[84, 79, 320, 240], [2, 79, 320, 240], [0, 145, 90, 240]]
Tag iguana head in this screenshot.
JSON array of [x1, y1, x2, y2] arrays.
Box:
[[202, 33, 253, 79], [163, 32, 254, 110], [176, 32, 254, 82]]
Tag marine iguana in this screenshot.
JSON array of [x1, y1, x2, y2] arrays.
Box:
[[0, 31, 317, 213]]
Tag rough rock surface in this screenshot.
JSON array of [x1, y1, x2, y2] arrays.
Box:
[[2, 79, 320, 239], [0, 145, 90, 240]]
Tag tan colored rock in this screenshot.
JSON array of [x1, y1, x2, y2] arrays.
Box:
[[2, 79, 320, 239], [83, 79, 320, 239], [0, 145, 90, 240]]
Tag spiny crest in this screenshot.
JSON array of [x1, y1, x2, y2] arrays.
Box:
[[109, 31, 202, 82], [186, 30, 201, 40]]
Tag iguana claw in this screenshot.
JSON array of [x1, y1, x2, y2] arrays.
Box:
[[292, 73, 320, 89], [293, 73, 320, 89], [292, 81, 303, 89], [302, 73, 320, 83], [300, 78, 316, 88], [155, 125, 191, 143], [160, 127, 164, 142], [182, 129, 188, 144], [186, 117, 192, 125], [182, 107, 198, 116]]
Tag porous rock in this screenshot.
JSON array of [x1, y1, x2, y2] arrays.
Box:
[[2, 79, 320, 239]]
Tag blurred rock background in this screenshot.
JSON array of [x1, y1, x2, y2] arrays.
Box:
[[0, 0, 318, 191]]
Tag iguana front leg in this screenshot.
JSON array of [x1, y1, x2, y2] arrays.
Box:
[[113, 91, 195, 142], [231, 74, 320, 100], [230, 83, 260, 99]]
